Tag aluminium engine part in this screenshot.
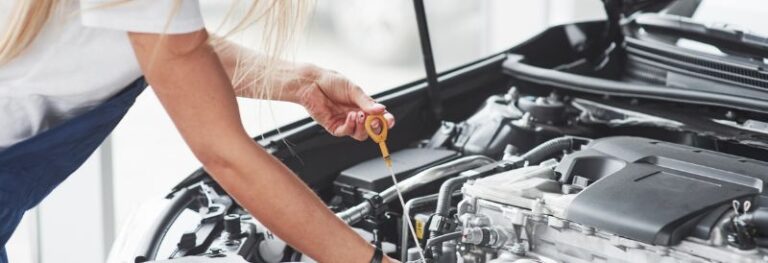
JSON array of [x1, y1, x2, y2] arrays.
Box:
[[426, 136, 589, 255], [454, 136, 768, 263]]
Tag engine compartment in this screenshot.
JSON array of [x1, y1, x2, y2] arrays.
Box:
[[119, 85, 768, 263]]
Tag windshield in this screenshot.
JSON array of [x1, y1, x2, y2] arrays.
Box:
[[692, 0, 768, 36], [634, 0, 768, 60]]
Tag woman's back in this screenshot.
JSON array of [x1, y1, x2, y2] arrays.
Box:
[[0, 0, 200, 151]]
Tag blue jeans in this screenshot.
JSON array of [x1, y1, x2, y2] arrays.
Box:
[[0, 79, 146, 263]]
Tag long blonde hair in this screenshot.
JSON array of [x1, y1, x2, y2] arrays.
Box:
[[215, 0, 313, 102]]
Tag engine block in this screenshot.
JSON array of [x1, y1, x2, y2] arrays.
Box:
[[456, 137, 768, 263]]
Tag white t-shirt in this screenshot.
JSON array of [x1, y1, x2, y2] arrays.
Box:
[[0, 0, 205, 150]]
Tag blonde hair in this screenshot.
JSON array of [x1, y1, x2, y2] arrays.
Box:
[[0, 0, 59, 64], [216, 0, 313, 102]]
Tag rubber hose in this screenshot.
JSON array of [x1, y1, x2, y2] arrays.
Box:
[[434, 176, 471, 218], [518, 136, 584, 165], [430, 164, 500, 243], [741, 208, 768, 234], [425, 231, 463, 248]]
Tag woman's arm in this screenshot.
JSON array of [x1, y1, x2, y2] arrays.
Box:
[[128, 29, 394, 262], [211, 37, 306, 102]]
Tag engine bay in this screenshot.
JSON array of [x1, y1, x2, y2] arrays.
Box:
[[117, 85, 768, 263]]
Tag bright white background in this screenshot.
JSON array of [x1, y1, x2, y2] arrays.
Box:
[[6, 0, 628, 262]]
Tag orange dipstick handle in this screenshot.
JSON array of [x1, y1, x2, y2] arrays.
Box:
[[364, 114, 391, 167]]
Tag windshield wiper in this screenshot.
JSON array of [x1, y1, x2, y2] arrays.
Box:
[[632, 13, 768, 58]]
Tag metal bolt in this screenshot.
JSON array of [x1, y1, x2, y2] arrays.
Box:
[[208, 248, 226, 258], [509, 243, 526, 255], [505, 87, 519, 101], [548, 91, 561, 102], [514, 112, 533, 128], [462, 228, 484, 245]]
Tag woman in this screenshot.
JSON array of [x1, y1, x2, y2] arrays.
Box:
[[0, 1, 397, 262]]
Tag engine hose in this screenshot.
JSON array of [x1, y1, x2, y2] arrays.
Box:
[[732, 207, 768, 249], [337, 155, 494, 224], [427, 176, 475, 252], [432, 161, 503, 220], [517, 136, 590, 165], [740, 208, 768, 233], [434, 176, 471, 218], [425, 231, 463, 249]]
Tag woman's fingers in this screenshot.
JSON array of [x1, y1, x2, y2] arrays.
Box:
[[384, 111, 395, 128], [332, 111, 369, 141], [352, 111, 368, 141], [346, 84, 385, 115], [333, 112, 357, 137]]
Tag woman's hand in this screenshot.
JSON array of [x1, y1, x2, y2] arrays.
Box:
[[213, 39, 395, 141], [297, 65, 395, 141]]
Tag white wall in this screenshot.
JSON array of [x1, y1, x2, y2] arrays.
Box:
[[6, 146, 111, 263], [5, 210, 37, 263]]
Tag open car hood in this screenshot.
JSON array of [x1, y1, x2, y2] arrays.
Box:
[[613, 0, 678, 15]]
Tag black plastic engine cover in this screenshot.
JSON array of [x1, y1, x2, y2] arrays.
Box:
[[559, 136, 768, 246], [335, 148, 459, 193]]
